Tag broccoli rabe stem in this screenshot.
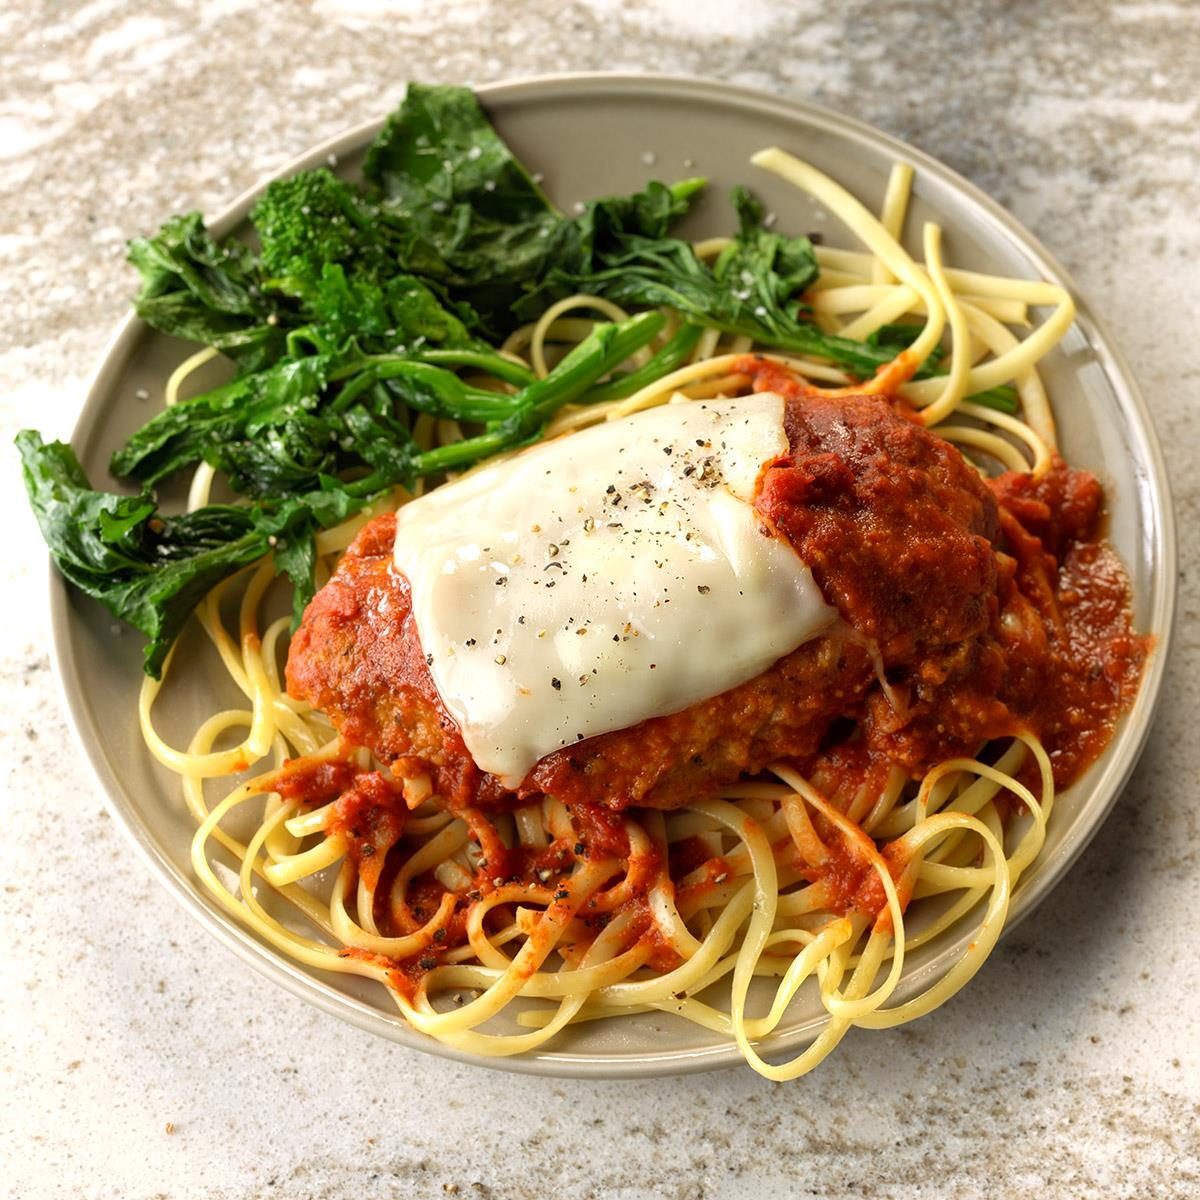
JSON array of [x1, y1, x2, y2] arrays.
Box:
[[412, 312, 665, 476]]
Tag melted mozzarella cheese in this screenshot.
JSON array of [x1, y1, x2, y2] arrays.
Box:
[[393, 393, 835, 787]]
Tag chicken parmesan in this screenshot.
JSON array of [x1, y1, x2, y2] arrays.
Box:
[[288, 386, 1141, 821]]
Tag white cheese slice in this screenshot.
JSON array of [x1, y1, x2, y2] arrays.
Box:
[[393, 393, 835, 787]]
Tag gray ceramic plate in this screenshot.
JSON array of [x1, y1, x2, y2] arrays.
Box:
[[51, 74, 1175, 1078]]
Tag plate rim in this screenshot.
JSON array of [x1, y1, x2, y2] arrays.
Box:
[[48, 70, 1178, 1079]]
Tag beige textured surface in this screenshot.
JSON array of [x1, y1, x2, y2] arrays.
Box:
[[1, 2, 1198, 1197]]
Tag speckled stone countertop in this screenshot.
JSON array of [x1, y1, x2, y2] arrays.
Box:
[[2, 3, 1198, 1197]]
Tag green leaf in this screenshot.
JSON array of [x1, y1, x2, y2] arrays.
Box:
[[365, 84, 554, 225], [110, 353, 338, 489], [18, 432, 274, 676], [17, 431, 399, 676], [127, 213, 288, 373], [362, 84, 574, 336]]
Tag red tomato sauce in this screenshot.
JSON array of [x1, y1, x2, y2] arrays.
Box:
[[740, 356, 1149, 790]]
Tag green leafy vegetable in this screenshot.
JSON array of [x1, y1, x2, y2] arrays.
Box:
[[125, 84, 958, 382], [24, 82, 1012, 678], [361, 83, 572, 335], [511, 186, 881, 369], [18, 432, 321, 675], [111, 310, 661, 493], [127, 214, 288, 373]]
